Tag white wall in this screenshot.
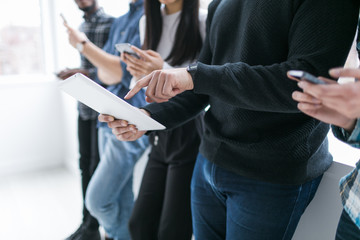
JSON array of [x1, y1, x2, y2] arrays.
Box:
[[0, 75, 78, 176]]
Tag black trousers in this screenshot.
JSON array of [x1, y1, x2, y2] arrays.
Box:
[[129, 116, 202, 240], [78, 116, 100, 230]]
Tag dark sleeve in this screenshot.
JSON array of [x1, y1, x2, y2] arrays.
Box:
[[142, 91, 209, 129], [192, 0, 359, 113], [332, 120, 360, 148]]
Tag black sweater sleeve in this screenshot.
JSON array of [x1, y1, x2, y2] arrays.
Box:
[[192, 0, 359, 113], [143, 91, 209, 129]]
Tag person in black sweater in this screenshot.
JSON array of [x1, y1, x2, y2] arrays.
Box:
[[99, 0, 359, 239]]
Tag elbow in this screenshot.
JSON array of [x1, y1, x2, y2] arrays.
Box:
[[98, 69, 122, 85]]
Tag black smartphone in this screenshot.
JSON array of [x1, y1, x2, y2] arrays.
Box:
[[287, 70, 327, 85]]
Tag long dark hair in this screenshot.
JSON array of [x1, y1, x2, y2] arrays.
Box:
[[143, 0, 202, 66]]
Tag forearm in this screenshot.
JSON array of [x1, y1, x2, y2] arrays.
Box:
[[143, 91, 209, 129], [98, 68, 122, 85], [193, 0, 358, 113], [81, 41, 123, 83], [193, 62, 302, 112]]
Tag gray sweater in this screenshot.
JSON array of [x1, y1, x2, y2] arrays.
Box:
[[144, 0, 360, 184]]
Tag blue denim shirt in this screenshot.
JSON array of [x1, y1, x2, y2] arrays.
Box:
[[332, 121, 360, 229], [97, 0, 147, 128]]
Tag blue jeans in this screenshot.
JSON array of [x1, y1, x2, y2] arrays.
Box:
[[335, 210, 360, 240], [191, 153, 322, 240], [85, 127, 148, 240]]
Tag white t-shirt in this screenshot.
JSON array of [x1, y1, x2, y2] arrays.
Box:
[[130, 7, 207, 88]]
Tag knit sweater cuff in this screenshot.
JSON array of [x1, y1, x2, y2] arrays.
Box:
[[193, 62, 223, 95]]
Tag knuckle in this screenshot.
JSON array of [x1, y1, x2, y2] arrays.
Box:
[[123, 132, 133, 140], [315, 88, 325, 97], [349, 87, 357, 97]]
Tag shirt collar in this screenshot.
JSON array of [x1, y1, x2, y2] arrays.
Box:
[[83, 7, 104, 22], [129, 0, 143, 13]]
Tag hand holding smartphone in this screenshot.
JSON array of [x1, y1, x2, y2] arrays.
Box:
[[287, 70, 327, 85], [60, 13, 68, 25], [115, 43, 140, 59]]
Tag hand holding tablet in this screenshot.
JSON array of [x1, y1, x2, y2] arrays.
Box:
[[58, 73, 165, 131]]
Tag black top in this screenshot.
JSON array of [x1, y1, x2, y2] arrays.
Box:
[[144, 0, 360, 184]]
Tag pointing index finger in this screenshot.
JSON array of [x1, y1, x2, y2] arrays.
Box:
[[125, 74, 152, 99]]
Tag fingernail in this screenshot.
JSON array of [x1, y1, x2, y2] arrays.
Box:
[[329, 68, 340, 77], [298, 81, 305, 89]]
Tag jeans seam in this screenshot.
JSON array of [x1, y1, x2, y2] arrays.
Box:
[[281, 185, 303, 240], [209, 162, 226, 203]]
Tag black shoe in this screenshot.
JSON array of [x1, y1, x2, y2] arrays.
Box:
[[65, 223, 100, 240]]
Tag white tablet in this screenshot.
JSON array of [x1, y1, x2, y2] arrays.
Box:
[[58, 73, 166, 131]]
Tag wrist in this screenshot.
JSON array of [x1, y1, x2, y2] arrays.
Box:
[[185, 70, 194, 90], [76, 40, 88, 53], [343, 119, 357, 133], [186, 62, 197, 80], [186, 63, 197, 90]]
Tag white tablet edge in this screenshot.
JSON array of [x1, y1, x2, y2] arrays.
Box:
[[58, 73, 166, 131]]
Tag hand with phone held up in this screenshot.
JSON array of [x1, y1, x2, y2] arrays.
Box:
[[290, 67, 360, 131], [60, 13, 88, 50]]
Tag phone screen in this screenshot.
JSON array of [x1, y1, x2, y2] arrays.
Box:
[[115, 43, 140, 59], [287, 70, 327, 85]]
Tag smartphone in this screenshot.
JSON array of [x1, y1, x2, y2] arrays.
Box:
[[115, 43, 140, 59], [287, 70, 327, 85], [60, 13, 67, 25]]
